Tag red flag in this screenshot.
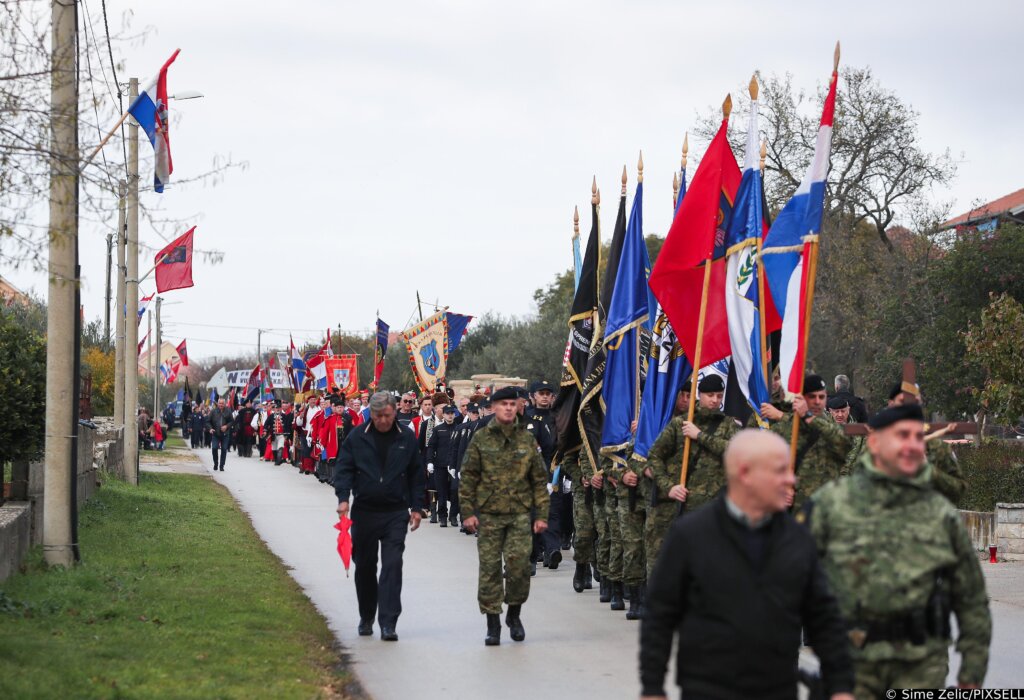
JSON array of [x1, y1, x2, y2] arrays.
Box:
[[326, 355, 359, 396], [648, 118, 741, 367], [154, 227, 195, 293], [175, 339, 189, 367], [334, 515, 353, 576]]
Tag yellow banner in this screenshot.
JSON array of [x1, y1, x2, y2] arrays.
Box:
[[402, 311, 448, 393]]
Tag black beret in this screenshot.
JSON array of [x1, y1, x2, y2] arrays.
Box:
[[514, 386, 530, 399], [868, 403, 924, 430], [479, 398, 492, 408], [530, 380, 554, 393], [803, 373, 827, 394], [697, 374, 725, 393], [826, 396, 850, 410], [491, 386, 518, 402]]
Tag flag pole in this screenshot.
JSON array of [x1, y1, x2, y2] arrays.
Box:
[[138, 253, 169, 286], [787, 45, 837, 471], [81, 109, 133, 170], [680, 94, 731, 490], [753, 78, 771, 393]]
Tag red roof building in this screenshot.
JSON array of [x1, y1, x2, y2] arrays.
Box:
[[942, 187, 1024, 232]]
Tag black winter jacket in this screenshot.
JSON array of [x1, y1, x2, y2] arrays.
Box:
[[334, 421, 425, 513], [639, 495, 853, 700]]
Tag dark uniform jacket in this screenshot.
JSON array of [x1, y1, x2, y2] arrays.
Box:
[[425, 421, 457, 470], [334, 422, 425, 514], [640, 495, 853, 700]]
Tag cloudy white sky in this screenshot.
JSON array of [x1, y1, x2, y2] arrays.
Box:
[[8, 0, 1023, 360]]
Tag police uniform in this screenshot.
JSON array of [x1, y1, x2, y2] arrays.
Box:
[[806, 404, 991, 695]]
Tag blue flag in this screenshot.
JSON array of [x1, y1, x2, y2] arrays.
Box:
[[446, 313, 473, 353], [600, 180, 655, 461], [572, 232, 583, 292], [634, 166, 691, 460]]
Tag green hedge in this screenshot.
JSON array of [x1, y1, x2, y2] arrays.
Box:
[[956, 441, 1024, 512]]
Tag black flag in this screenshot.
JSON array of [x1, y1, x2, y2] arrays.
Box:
[[578, 185, 628, 468], [554, 197, 600, 455]]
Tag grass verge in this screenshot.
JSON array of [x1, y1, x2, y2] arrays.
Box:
[[0, 472, 361, 699]]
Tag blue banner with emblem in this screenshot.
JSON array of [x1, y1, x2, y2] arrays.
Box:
[[401, 311, 449, 394]]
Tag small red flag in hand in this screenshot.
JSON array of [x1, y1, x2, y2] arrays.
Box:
[[154, 227, 195, 293], [335, 515, 352, 577]]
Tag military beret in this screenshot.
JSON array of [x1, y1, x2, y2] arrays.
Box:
[[530, 380, 554, 394], [491, 386, 518, 402], [868, 403, 924, 430], [697, 374, 725, 393], [479, 398, 492, 408], [514, 386, 530, 399], [803, 373, 827, 394], [826, 396, 850, 410]]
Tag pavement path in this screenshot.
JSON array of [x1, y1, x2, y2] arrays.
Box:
[[143, 443, 1024, 696]]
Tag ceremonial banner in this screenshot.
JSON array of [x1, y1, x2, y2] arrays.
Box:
[[127, 49, 180, 192], [763, 66, 838, 394], [326, 355, 359, 396], [601, 179, 655, 462], [243, 363, 262, 403], [402, 311, 448, 394], [446, 313, 473, 353], [154, 227, 195, 293], [649, 116, 741, 368], [373, 318, 390, 387], [553, 195, 600, 456], [579, 187, 629, 467]]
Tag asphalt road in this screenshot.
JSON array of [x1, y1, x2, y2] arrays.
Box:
[[175, 444, 1024, 697]]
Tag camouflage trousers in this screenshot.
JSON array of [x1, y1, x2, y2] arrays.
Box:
[[476, 512, 533, 615], [853, 654, 949, 699], [572, 486, 596, 565], [616, 486, 646, 586], [595, 489, 623, 581], [643, 500, 676, 580]]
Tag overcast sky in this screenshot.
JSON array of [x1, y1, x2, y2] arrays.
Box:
[[8, 0, 1023, 361]]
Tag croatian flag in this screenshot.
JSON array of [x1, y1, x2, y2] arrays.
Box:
[[289, 335, 307, 391], [762, 66, 838, 394], [138, 293, 154, 325], [127, 49, 180, 193], [724, 93, 773, 424], [306, 336, 331, 390]]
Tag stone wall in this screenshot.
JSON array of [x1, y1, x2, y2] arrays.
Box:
[[0, 503, 31, 581], [960, 510, 996, 552], [995, 503, 1024, 561]]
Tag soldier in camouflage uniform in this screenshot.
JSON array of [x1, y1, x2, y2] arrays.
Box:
[[589, 454, 617, 605], [886, 384, 966, 506], [564, 449, 596, 592], [599, 456, 625, 611], [828, 396, 868, 470], [460, 387, 550, 646], [615, 440, 646, 620], [805, 403, 991, 696], [646, 375, 737, 573], [763, 373, 851, 509]]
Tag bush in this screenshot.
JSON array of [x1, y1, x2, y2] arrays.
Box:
[[956, 441, 1024, 512], [0, 306, 46, 463]]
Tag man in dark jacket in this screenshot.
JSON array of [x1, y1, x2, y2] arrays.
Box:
[[334, 391, 425, 642], [206, 398, 234, 471], [639, 429, 853, 700]]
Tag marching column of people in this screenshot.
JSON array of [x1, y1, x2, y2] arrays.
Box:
[[182, 369, 991, 695]]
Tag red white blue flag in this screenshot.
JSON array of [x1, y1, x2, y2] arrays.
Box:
[[127, 49, 180, 193]]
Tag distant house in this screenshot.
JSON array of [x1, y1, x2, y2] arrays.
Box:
[[941, 187, 1024, 235], [0, 274, 31, 307]]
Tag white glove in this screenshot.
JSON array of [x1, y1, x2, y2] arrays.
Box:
[[546, 483, 554, 495], [427, 463, 434, 474], [563, 478, 572, 494], [447, 467, 456, 479], [305, 436, 312, 447]]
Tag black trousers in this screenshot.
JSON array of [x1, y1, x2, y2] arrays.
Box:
[[539, 492, 562, 555], [435, 469, 451, 518], [351, 508, 409, 628]]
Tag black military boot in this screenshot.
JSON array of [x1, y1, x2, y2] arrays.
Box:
[[610, 581, 625, 611], [429, 511, 438, 524], [572, 563, 587, 593], [449, 514, 458, 528], [439, 515, 448, 528], [583, 564, 594, 590], [530, 560, 537, 577], [485, 614, 501, 646], [625, 585, 642, 620], [592, 565, 602, 583], [548, 550, 562, 570], [505, 604, 526, 642], [599, 577, 611, 603]]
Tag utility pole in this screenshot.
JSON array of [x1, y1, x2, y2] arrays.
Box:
[[104, 232, 113, 350], [257, 328, 263, 367], [43, 0, 79, 567], [124, 78, 140, 485], [113, 180, 127, 428], [147, 310, 153, 388], [154, 296, 162, 418]]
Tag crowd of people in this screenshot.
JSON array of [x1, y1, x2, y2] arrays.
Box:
[[166, 368, 990, 697]]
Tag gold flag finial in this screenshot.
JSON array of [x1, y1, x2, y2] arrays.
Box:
[[637, 151, 644, 184], [621, 164, 628, 195], [573, 206, 580, 238], [672, 171, 679, 209], [834, 41, 841, 71], [749, 74, 759, 101], [759, 139, 767, 172], [723, 94, 733, 120], [591, 176, 598, 205], [597, 187, 602, 205], [682, 133, 689, 170]]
